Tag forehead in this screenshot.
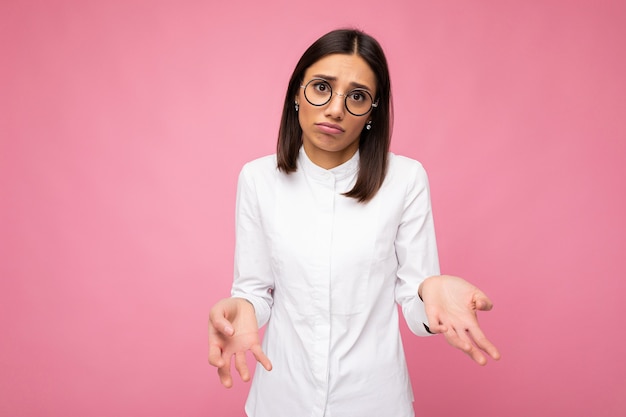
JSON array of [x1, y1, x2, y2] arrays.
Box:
[[303, 53, 377, 92]]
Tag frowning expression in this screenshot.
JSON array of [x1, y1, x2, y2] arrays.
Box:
[[296, 53, 377, 169]]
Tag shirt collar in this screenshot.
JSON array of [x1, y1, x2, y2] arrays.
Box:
[[298, 146, 360, 181]]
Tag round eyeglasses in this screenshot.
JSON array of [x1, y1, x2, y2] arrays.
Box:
[[300, 78, 378, 117]]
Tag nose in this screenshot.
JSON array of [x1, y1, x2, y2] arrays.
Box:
[[324, 92, 345, 119]]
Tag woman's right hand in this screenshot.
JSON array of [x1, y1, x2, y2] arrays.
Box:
[[208, 297, 272, 388]]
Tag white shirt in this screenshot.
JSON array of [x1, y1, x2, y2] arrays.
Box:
[[231, 148, 440, 417]]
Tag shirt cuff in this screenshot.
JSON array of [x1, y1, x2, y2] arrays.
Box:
[[404, 294, 435, 337]]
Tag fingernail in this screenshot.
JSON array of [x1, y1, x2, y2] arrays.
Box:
[[224, 325, 234, 334]]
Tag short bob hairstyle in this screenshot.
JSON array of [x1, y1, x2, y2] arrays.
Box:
[[276, 28, 393, 203]]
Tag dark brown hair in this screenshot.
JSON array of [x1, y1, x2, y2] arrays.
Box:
[[276, 28, 393, 203]]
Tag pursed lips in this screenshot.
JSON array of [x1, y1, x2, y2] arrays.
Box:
[[315, 122, 345, 134]]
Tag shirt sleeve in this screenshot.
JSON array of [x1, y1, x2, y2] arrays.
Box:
[[230, 163, 274, 328], [394, 160, 440, 337]]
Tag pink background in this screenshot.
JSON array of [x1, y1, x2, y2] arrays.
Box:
[[1, 1, 625, 416]]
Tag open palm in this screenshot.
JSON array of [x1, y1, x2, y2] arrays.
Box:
[[420, 275, 501, 365]]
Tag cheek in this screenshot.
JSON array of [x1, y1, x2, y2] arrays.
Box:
[[351, 119, 368, 133], [298, 103, 318, 124]]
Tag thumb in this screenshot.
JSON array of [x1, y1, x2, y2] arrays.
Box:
[[474, 292, 494, 311], [212, 316, 235, 336], [209, 306, 235, 337]]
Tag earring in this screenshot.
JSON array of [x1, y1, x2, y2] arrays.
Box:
[[295, 101, 299, 112], [365, 121, 372, 130]]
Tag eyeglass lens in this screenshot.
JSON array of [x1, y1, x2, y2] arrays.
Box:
[[303, 79, 374, 116]]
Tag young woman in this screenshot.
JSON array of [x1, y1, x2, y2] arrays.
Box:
[[208, 28, 500, 417]]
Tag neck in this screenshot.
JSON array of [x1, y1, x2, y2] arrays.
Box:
[[302, 142, 359, 170]]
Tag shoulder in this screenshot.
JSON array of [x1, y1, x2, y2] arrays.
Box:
[[386, 153, 429, 184], [237, 154, 280, 197], [239, 154, 278, 180], [380, 153, 432, 200], [382, 153, 434, 210], [241, 154, 277, 173]]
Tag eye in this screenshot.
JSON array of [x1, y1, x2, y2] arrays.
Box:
[[348, 90, 367, 102], [312, 80, 331, 93]]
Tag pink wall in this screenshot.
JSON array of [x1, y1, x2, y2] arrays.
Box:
[[1, 1, 624, 416]]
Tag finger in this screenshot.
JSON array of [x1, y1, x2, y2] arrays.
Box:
[[465, 341, 488, 365], [443, 326, 472, 355], [217, 359, 233, 388], [443, 325, 489, 365], [208, 321, 230, 368], [467, 326, 501, 361], [250, 344, 273, 371], [443, 309, 497, 364], [424, 309, 447, 334], [208, 343, 225, 368], [456, 328, 489, 365], [234, 351, 251, 382], [426, 322, 447, 334]]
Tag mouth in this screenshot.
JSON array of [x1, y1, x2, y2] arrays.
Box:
[[315, 122, 345, 134]]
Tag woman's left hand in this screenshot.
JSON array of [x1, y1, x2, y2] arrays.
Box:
[[419, 275, 501, 365]]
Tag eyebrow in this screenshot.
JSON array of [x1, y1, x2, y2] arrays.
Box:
[[310, 74, 374, 92]]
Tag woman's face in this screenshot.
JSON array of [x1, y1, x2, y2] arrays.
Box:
[[296, 53, 377, 169]]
